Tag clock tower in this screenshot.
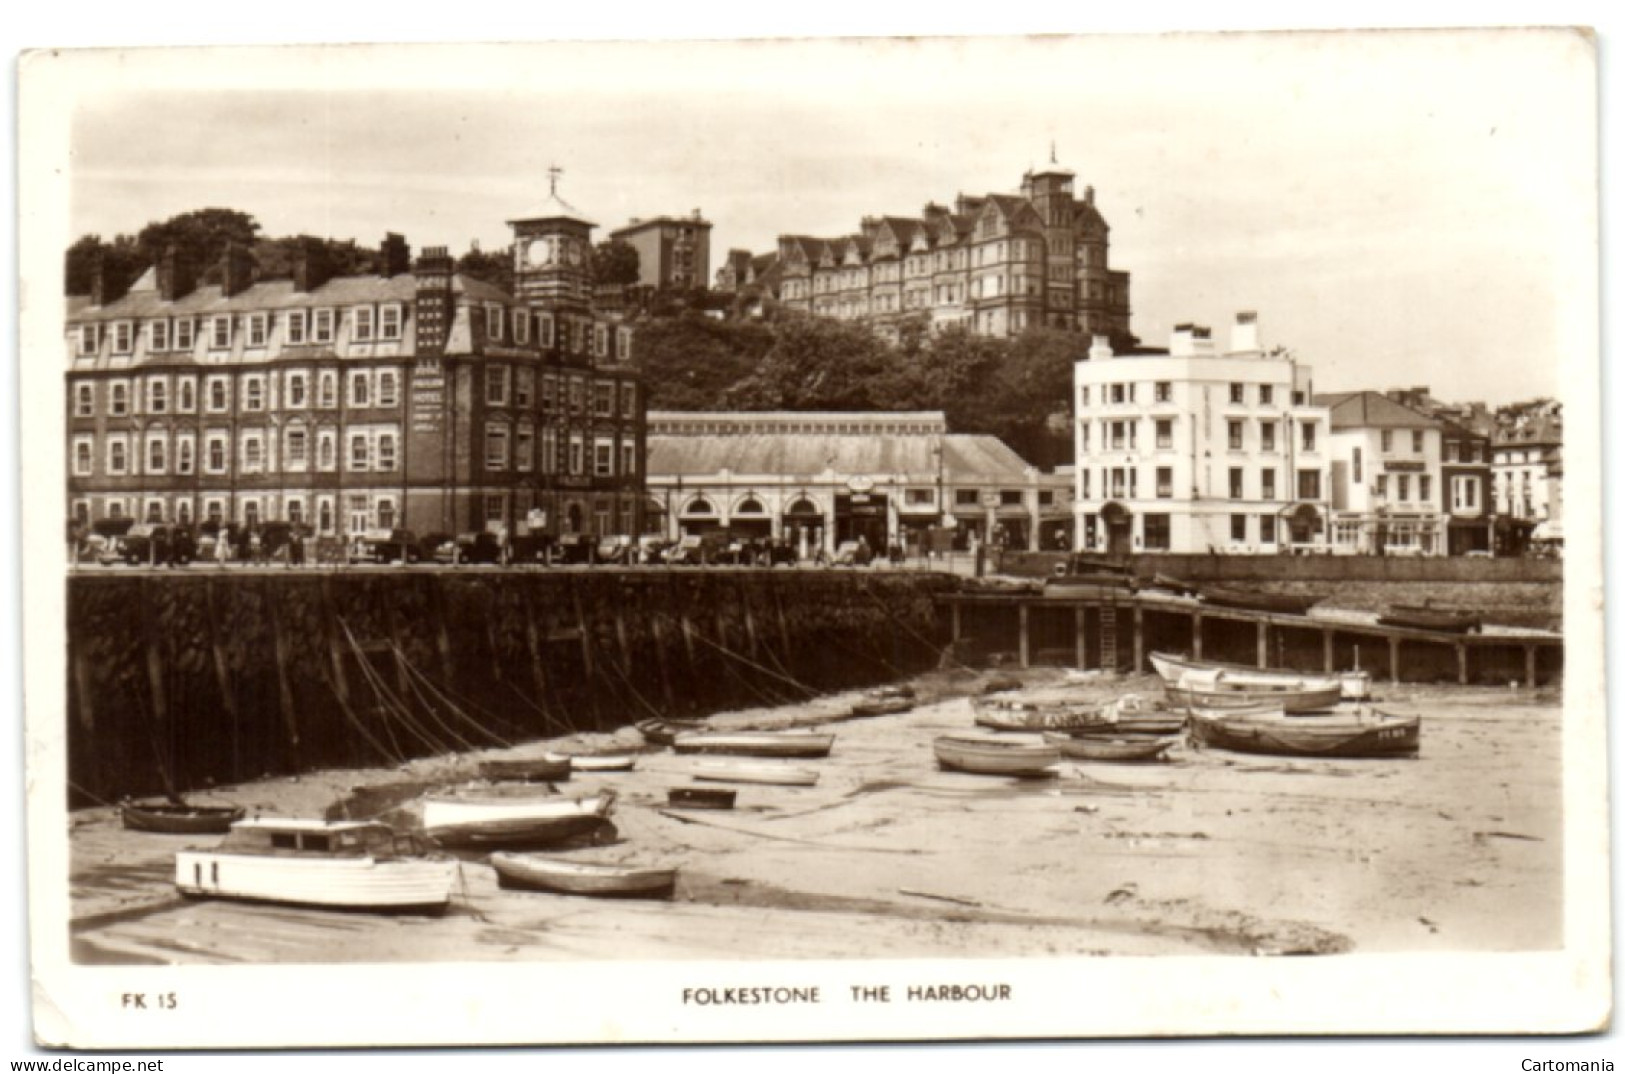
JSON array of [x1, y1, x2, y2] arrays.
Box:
[[509, 165, 596, 312]]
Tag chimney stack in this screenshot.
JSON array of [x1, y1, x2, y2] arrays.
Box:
[[89, 249, 109, 307], [381, 232, 412, 278], [292, 240, 333, 293], [413, 246, 456, 358], [1230, 310, 1260, 354], [1088, 335, 1114, 362], [1170, 323, 1214, 357], [220, 242, 256, 298], [157, 245, 198, 302]]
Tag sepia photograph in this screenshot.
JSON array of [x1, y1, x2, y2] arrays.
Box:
[[15, 18, 1610, 1055]]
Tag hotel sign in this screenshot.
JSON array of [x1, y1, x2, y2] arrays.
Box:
[[1383, 460, 1426, 472], [412, 368, 446, 434]]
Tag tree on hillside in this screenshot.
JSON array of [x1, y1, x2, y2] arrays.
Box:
[[64, 234, 146, 297], [135, 208, 261, 284], [255, 236, 380, 280], [637, 313, 776, 411], [592, 239, 640, 287], [732, 315, 899, 411], [456, 245, 515, 294]]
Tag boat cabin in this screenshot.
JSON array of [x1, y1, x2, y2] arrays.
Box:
[[220, 819, 419, 858]]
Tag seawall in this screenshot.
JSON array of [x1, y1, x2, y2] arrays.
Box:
[[67, 570, 956, 804]]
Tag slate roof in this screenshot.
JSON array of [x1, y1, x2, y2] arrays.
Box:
[[647, 430, 1036, 481], [68, 271, 511, 323], [1315, 391, 1443, 430]]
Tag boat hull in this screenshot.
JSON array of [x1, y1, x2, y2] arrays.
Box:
[[635, 718, 710, 746], [692, 761, 820, 786], [933, 736, 1061, 777], [1151, 652, 1344, 713], [1043, 732, 1178, 762], [1164, 683, 1343, 714], [122, 803, 245, 835], [1377, 608, 1482, 634], [667, 787, 738, 809], [422, 793, 615, 848], [672, 732, 834, 758], [1188, 709, 1421, 758], [174, 850, 456, 911], [476, 757, 572, 783], [569, 755, 638, 773], [971, 698, 1107, 732], [490, 854, 677, 898], [1199, 587, 1322, 615]]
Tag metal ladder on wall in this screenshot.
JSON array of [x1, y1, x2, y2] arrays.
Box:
[[1098, 599, 1119, 673]]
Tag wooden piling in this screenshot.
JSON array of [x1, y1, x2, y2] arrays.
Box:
[[1322, 628, 1335, 673], [1524, 644, 1538, 688], [1256, 621, 1268, 669], [1389, 636, 1402, 685], [1018, 604, 1031, 669], [1456, 642, 1469, 686], [1132, 605, 1144, 674], [1192, 612, 1203, 659], [1074, 605, 1087, 670]]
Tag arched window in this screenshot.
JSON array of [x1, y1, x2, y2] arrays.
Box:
[[735, 497, 765, 515], [685, 497, 715, 515]]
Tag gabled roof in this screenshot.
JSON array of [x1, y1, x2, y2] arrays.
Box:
[[1315, 391, 1443, 431], [647, 430, 1036, 481]]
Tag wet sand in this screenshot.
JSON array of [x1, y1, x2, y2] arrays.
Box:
[[68, 670, 1564, 964]]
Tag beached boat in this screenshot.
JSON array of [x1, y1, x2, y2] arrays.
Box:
[[174, 818, 457, 912], [971, 696, 1106, 731], [490, 854, 678, 898], [1377, 604, 1483, 634], [1042, 731, 1180, 763], [1149, 573, 1200, 597], [1043, 574, 1136, 600], [568, 754, 638, 773], [122, 801, 245, 835], [1150, 652, 1343, 713], [932, 734, 1061, 777], [421, 787, 617, 848], [1199, 586, 1323, 616], [1187, 705, 1421, 758], [672, 730, 835, 758], [667, 786, 738, 810], [476, 755, 572, 783], [691, 761, 820, 787], [635, 718, 712, 746]]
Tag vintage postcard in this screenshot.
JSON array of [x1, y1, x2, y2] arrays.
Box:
[[18, 29, 1608, 1051]]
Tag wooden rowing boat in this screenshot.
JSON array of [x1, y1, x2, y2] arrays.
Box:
[[1149, 573, 1200, 596], [568, 754, 638, 773], [634, 718, 711, 746], [1043, 575, 1136, 600], [1150, 652, 1344, 713], [971, 697, 1106, 731], [1377, 604, 1483, 634], [1042, 731, 1180, 763], [1187, 705, 1421, 758], [476, 755, 572, 783], [932, 734, 1061, 778], [174, 818, 457, 913], [122, 801, 245, 835], [672, 730, 835, 758], [692, 761, 820, 787], [490, 854, 678, 898], [848, 697, 914, 718], [1199, 586, 1323, 616], [666, 786, 738, 810], [421, 787, 617, 848]]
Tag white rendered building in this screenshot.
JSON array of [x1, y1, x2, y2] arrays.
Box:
[[1072, 314, 1331, 554]]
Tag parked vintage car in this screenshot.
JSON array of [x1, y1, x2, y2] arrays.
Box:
[[754, 537, 800, 568], [635, 535, 673, 565], [119, 523, 198, 566], [595, 535, 635, 565], [352, 529, 423, 564], [80, 518, 136, 565], [509, 533, 556, 565], [431, 532, 508, 565], [829, 540, 874, 567], [551, 534, 594, 565]]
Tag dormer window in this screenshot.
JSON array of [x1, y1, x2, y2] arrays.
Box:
[[312, 309, 335, 344], [513, 309, 530, 344], [210, 316, 232, 350], [353, 306, 374, 342], [379, 304, 403, 341], [174, 318, 195, 351], [77, 324, 101, 357], [286, 310, 307, 345], [247, 313, 269, 348], [113, 321, 134, 354], [149, 320, 170, 352], [486, 305, 504, 341]]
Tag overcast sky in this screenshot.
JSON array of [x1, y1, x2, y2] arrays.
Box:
[[59, 30, 1593, 406]]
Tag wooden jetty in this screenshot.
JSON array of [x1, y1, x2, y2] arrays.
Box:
[[939, 589, 1561, 687]]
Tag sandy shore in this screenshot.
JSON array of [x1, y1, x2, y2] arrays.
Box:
[[68, 669, 1564, 963]]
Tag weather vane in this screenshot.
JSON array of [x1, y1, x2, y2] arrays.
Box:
[[548, 163, 564, 196]]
